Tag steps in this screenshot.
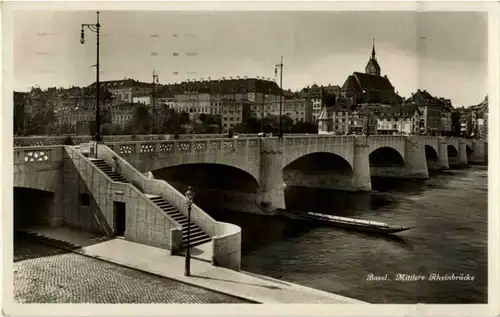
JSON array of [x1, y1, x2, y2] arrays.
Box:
[[148, 195, 212, 248], [89, 158, 211, 248], [90, 159, 129, 183]]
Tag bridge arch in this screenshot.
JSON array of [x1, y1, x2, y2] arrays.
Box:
[[369, 147, 405, 178], [13, 169, 59, 193], [140, 150, 260, 184], [425, 145, 438, 161], [151, 163, 261, 212], [425, 145, 440, 171], [447, 145, 458, 157], [152, 163, 260, 193], [369, 147, 405, 167], [14, 186, 55, 229], [282, 152, 355, 191]]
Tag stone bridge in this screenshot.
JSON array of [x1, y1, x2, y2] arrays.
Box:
[[103, 135, 486, 212], [14, 135, 487, 214]]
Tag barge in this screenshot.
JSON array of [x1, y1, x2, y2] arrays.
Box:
[[281, 210, 414, 235]]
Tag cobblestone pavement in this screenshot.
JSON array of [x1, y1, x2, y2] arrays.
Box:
[[13, 239, 251, 304]]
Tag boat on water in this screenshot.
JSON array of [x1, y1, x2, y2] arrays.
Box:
[[280, 210, 414, 235]]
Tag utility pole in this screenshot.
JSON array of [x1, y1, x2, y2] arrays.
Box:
[[261, 94, 265, 133], [275, 56, 283, 138], [151, 69, 159, 134], [81, 11, 101, 148]]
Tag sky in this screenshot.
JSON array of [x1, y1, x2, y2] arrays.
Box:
[[13, 10, 487, 106]]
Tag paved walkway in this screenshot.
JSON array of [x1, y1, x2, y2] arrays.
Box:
[[25, 227, 368, 304]]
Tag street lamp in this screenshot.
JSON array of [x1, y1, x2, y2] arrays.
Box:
[[81, 11, 102, 144], [275, 56, 284, 138], [184, 186, 195, 276]]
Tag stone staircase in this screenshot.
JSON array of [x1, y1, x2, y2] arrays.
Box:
[[89, 158, 211, 249], [147, 195, 212, 248], [90, 159, 129, 183]]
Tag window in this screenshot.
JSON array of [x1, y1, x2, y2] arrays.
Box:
[[80, 193, 90, 206]]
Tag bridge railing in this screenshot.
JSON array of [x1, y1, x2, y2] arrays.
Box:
[[104, 138, 261, 157], [13, 133, 262, 147], [14, 134, 487, 148], [14, 145, 64, 164]]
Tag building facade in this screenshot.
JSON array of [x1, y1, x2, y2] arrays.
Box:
[[376, 104, 421, 135], [404, 90, 443, 135], [89, 79, 153, 105], [439, 98, 453, 136], [249, 99, 313, 124], [470, 96, 488, 138], [317, 99, 377, 135], [297, 84, 340, 122]]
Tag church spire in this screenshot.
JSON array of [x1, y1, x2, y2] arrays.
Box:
[[371, 38, 376, 59], [365, 38, 381, 76]]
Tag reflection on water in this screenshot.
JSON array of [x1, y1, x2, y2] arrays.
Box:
[[203, 166, 488, 303]]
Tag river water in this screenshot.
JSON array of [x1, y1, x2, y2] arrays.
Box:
[[204, 166, 488, 304]]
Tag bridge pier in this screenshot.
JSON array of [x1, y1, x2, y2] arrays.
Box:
[[471, 140, 485, 164], [352, 141, 372, 191], [258, 139, 286, 212], [48, 180, 65, 227], [458, 140, 469, 167], [403, 137, 429, 179], [437, 139, 450, 170]]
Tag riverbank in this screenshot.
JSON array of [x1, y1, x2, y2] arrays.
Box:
[[17, 227, 367, 304]]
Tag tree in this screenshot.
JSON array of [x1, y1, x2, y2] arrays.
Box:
[[111, 124, 124, 135], [161, 109, 184, 134], [179, 111, 190, 125], [44, 123, 56, 135], [292, 122, 318, 133], [58, 123, 72, 135], [262, 115, 279, 134], [25, 110, 49, 135], [193, 113, 221, 133], [131, 105, 152, 134], [243, 117, 260, 133], [280, 115, 294, 133], [123, 123, 135, 135], [100, 123, 113, 135]]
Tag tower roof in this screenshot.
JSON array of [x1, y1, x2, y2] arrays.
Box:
[[365, 38, 381, 76], [371, 38, 376, 59]]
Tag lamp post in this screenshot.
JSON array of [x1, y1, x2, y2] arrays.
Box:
[[184, 186, 195, 276], [261, 94, 265, 134], [151, 69, 159, 134], [275, 56, 283, 138], [81, 11, 102, 148]]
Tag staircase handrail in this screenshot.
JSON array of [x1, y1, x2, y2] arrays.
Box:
[[65, 146, 182, 230], [97, 145, 220, 236]]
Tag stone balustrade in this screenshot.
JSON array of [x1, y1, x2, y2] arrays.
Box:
[[105, 138, 261, 157]]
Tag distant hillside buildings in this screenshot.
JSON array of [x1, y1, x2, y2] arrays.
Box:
[[13, 40, 487, 138], [317, 40, 486, 138]]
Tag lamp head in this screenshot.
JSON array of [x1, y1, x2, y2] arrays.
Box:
[[185, 186, 195, 204], [80, 29, 85, 44]]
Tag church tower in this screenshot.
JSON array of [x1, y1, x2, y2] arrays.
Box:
[[365, 38, 381, 76]]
